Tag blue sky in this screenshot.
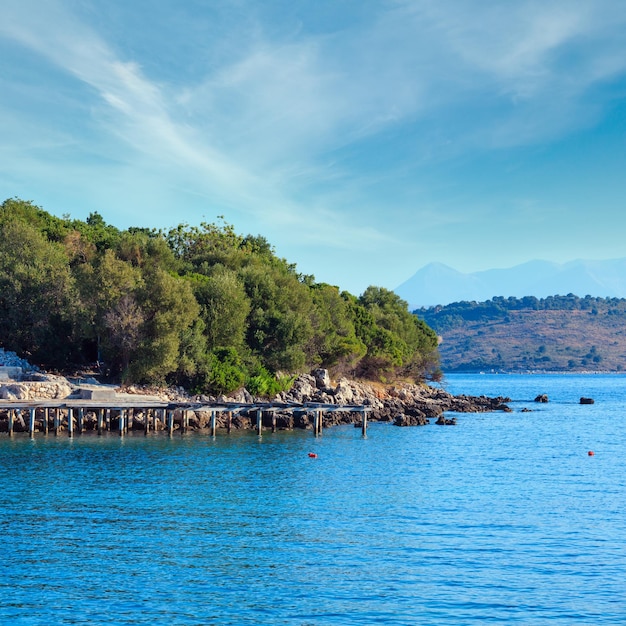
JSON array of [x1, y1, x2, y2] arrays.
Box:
[[2, 0, 626, 296]]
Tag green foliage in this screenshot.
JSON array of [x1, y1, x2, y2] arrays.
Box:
[[0, 197, 442, 386], [128, 267, 201, 384], [246, 365, 295, 398], [1, 198, 71, 243], [354, 287, 439, 381], [0, 215, 78, 366], [308, 284, 366, 370], [203, 348, 246, 395], [241, 262, 313, 372], [192, 266, 250, 350]]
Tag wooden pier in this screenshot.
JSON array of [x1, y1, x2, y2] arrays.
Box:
[[0, 399, 371, 438]]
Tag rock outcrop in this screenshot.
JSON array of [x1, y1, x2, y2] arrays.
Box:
[[0, 366, 512, 433]]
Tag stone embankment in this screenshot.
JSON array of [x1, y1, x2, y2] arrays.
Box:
[[0, 373, 73, 401]]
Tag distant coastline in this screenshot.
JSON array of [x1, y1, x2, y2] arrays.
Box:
[[419, 295, 626, 373]]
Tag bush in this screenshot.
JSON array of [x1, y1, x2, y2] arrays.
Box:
[[246, 365, 294, 398], [203, 348, 246, 395]]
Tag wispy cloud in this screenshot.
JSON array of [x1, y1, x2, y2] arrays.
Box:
[[5, 0, 626, 177], [2, 0, 626, 288]]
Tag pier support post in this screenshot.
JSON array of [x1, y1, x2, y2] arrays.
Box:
[[54, 409, 60, 436], [67, 408, 74, 438], [210, 410, 216, 437], [8, 410, 14, 437], [97, 409, 104, 435], [256, 409, 262, 436], [105, 409, 111, 431], [43, 408, 49, 435], [361, 411, 368, 437], [144, 409, 150, 435], [77, 408, 84, 434], [227, 411, 232, 434], [167, 410, 174, 436], [29, 408, 36, 438], [271, 411, 277, 433], [313, 410, 323, 437]]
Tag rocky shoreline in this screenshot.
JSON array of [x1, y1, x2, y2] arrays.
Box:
[[0, 362, 512, 432]]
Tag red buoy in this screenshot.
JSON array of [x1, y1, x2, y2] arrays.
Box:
[[308, 452, 318, 458], [588, 451, 595, 456]]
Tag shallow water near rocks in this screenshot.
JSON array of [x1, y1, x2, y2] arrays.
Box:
[[2, 373, 626, 624]]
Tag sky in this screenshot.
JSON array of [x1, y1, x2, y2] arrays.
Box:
[[1, 0, 626, 296]]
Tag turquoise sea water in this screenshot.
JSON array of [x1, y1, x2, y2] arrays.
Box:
[[2, 373, 626, 625]]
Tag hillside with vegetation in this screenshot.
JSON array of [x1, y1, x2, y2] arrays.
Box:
[[416, 295, 626, 372], [0, 198, 439, 393]]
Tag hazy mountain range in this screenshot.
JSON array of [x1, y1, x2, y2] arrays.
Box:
[[395, 258, 626, 309]]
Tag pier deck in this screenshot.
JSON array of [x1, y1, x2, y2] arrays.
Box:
[[0, 399, 371, 437]]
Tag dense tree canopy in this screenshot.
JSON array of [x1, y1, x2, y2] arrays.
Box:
[[0, 198, 441, 392]]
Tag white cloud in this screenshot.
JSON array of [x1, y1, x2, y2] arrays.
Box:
[[2, 0, 626, 281]]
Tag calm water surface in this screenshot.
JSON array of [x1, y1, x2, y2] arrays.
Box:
[[2, 374, 626, 624]]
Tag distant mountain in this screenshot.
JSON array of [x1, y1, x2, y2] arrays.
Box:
[[395, 258, 626, 309]]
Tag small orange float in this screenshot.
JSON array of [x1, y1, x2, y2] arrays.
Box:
[[588, 451, 595, 456], [308, 452, 318, 458]]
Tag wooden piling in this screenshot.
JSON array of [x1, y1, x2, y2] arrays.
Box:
[[313, 410, 323, 436], [0, 400, 369, 440]]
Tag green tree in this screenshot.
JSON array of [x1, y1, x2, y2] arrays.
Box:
[[308, 284, 366, 372], [128, 267, 201, 383], [356, 286, 439, 381], [192, 266, 250, 351], [0, 218, 78, 365], [241, 262, 313, 372]]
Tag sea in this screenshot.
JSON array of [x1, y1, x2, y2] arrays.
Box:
[[1, 373, 625, 625]]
